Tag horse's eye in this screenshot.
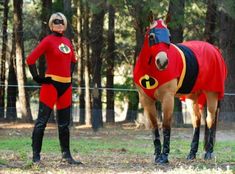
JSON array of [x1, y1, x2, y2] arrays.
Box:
[[149, 33, 156, 46], [149, 33, 155, 40]]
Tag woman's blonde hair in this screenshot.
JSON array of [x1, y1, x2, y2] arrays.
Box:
[[48, 12, 67, 31]]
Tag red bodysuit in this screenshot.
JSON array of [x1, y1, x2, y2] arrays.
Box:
[[26, 34, 77, 109]]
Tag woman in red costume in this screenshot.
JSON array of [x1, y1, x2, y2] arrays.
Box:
[[26, 12, 82, 165]]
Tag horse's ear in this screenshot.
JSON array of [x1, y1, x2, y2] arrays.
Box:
[[148, 10, 154, 24], [165, 12, 171, 25]]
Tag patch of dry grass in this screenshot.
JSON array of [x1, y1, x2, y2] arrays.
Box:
[[0, 123, 234, 174]]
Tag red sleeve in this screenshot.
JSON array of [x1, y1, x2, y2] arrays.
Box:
[[26, 37, 48, 65]]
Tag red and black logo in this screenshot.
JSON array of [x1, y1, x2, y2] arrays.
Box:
[[139, 74, 158, 89]]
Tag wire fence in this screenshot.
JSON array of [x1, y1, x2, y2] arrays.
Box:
[[0, 84, 138, 122], [0, 84, 235, 124]]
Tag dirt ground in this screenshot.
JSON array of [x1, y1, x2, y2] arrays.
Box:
[[0, 122, 234, 174]]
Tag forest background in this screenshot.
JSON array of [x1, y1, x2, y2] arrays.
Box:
[[0, 0, 235, 130]]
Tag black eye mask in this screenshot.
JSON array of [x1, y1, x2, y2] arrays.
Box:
[[53, 19, 64, 25]]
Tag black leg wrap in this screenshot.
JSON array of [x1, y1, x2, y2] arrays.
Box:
[[32, 102, 52, 163], [57, 107, 82, 165], [204, 102, 219, 160], [156, 128, 171, 164], [204, 127, 215, 160], [187, 127, 200, 160], [152, 128, 161, 163]]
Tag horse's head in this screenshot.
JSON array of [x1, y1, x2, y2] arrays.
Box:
[[146, 19, 171, 71]]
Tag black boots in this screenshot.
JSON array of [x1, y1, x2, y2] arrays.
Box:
[[154, 128, 171, 164], [32, 126, 44, 163], [158, 128, 171, 163], [186, 125, 216, 160], [204, 127, 215, 160], [62, 151, 82, 165], [153, 128, 161, 162], [187, 127, 200, 160], [32, 103, 82, 164], [32, 102, 52, 163], [57, 107, 82, 165]]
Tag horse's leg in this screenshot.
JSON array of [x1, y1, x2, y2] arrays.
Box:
[[204, 91, 218, 160], [137, 87, 161, 163], [156, 82, 176, 164], [185, 95, 202, 160], [144, 104, 162, 163]]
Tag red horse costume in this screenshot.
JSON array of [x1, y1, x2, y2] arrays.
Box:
[[133, 20, 227, 106], [133, 19, 227, 163], [26, 12, 81, 165]]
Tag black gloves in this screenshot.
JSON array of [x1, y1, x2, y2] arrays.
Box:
[[71, 62, 76, 76], [28, 64, 52, 84]]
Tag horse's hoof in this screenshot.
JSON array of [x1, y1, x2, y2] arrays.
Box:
[[155, 154, 169, 164], [204, 152, 214, 160], [154, 155, 161, 164], [154, 154, 161, 163], [187, 152, 196, 160]]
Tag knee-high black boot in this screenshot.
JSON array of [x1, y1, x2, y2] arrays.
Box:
[[157, 128, 171, 164], [57, 107, 82, 165], [204, 127, 215, 160], [204, 102, 219, 160], [32, 102, 52, 163], [152, 128, 161, 163], [187, 127, 200, 160]]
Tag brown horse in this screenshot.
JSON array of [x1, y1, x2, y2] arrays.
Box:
[[133, 18, 227, 164]]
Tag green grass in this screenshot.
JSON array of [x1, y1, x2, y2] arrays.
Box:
[[0, 136, 234, 162], [0, 130, 234, 173]]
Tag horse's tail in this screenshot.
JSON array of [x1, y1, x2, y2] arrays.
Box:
[[204, 101, 220, 151]]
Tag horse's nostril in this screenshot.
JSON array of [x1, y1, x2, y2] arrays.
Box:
[[163, 59, 168, 66], [157, 59, 160, 65]]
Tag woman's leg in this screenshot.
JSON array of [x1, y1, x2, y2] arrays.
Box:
[[32, 102, 52, 162], [32, 84, 57, 163], [56, 84, 82, 164]]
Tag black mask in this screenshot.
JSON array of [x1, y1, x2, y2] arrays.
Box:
[[53, 19, 64, 25]]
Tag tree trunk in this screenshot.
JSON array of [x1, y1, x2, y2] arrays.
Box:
[[85, 63, 91, 126], [39, 0, 52, 77], [219, 8, 235, 122], [204, 0, 217, 44], [76, 0, 85, 124], [125, 3, 145, 122], [0, 0, 9, 119], [63, 0, 74, 39], [167, 0, 185, 126], [13, 0, 32, 122], [83, 1, 92, 126], [167, 0, 185, 43], [106, 4, 115, 123], [90, 2, 105, 130], [6, 24, 17, 121], [6, 40, 17, 121]]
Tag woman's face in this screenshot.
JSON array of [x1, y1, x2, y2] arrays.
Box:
[[52, 17, 65, 34]]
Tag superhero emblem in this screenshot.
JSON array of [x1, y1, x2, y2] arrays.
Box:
[[59, 43, 71, 54], [139, 74, 158, 89]]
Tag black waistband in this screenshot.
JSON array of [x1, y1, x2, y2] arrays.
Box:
[[176, 44, 199, 94]]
